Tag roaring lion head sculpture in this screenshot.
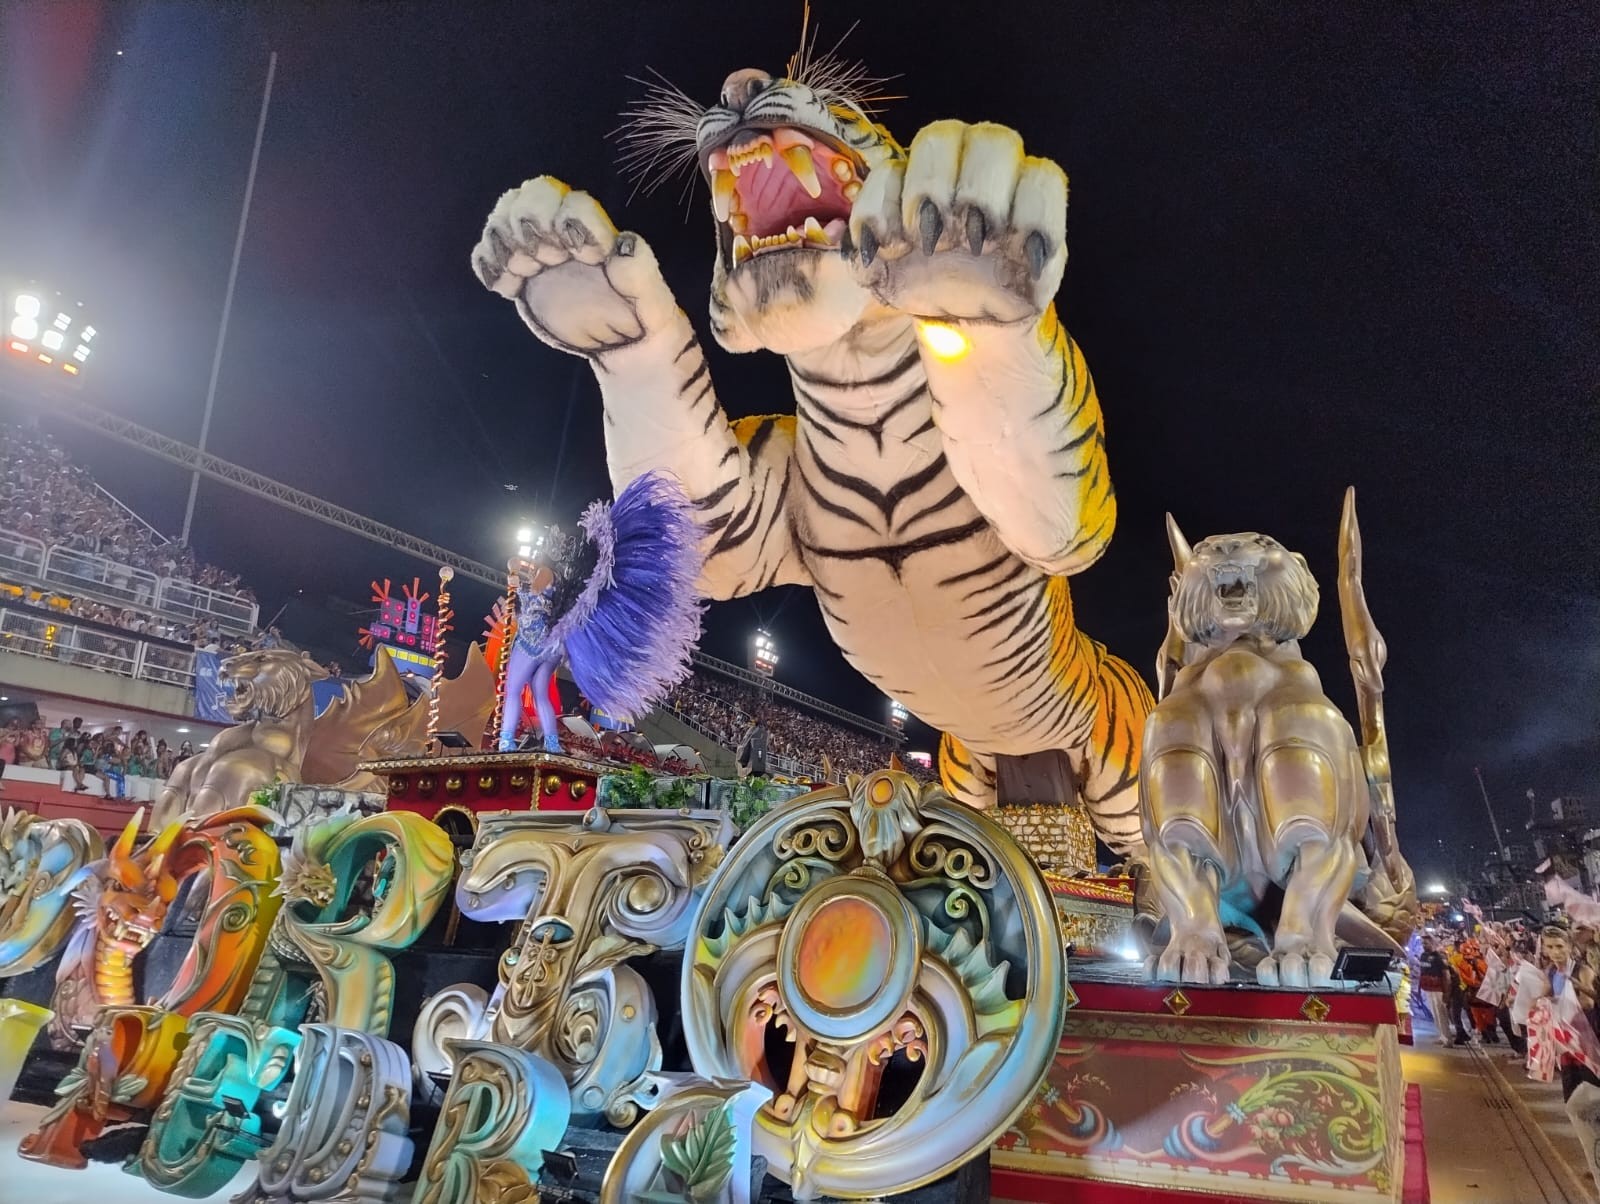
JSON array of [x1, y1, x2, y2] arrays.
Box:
[[1169, 529, 1320, 648], [220, 649, 328, 722]]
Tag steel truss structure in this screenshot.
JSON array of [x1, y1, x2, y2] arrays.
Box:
[[1, 385, 903, 741]]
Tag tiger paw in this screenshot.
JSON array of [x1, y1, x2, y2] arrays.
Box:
[[847, 120, 1068, 325], [472, 176, 678, 357]]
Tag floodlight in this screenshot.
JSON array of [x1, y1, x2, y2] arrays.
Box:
[[9, 315, 38, 341], [81, 325, 95, 340], [52, 313, 70, 330], [13, 294, 39, 318], [72, 344, 89, 362], [41, 329, 63, 351], [515, 525, 534, 544]]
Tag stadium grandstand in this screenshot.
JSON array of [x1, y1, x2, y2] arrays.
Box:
[[0, 417, 928, 795]]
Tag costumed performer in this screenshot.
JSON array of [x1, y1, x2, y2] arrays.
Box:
[[498, 471, 705, 752]]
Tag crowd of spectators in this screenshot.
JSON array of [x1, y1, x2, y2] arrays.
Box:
[[663, 669, 915, 779], [0, 713, 193, 794], [0, 423, 256, 602]]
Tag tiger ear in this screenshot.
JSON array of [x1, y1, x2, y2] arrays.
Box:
[[1165, 514, 1192, 572]]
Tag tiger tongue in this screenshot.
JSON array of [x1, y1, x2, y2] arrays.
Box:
[[736, 155, 850, 240]]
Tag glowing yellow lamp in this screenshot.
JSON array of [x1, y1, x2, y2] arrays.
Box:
[[916, 320, 970, 361]]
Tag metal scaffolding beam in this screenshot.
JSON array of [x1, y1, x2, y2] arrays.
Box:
[[1, 385, 505, 589], [3, 385, 901, 738]]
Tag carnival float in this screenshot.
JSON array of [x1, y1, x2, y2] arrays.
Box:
[[0, 39, 1424, 1204]]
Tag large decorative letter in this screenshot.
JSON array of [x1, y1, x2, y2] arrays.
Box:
[[418, 807, 731, 1125], [237, 1025, 414, 1204], [136, 1014, 300, 1197], [411, 1041, 571, 1204], [600, 1074, 771, 1204]]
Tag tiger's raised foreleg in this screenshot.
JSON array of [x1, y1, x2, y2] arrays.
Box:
[[848, 121, 1118, 577], [473, 177, 808, 600]]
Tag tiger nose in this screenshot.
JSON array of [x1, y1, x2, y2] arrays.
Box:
[[721, 68, 773, 110]]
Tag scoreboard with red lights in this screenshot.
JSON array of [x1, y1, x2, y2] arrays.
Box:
[[3, 282, 95, 386], [369, 593, 437, 654], [359, 577, 438, 677]]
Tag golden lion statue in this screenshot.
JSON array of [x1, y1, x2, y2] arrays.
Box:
[[154, 645, 496, 828], [154, 649, 328, 828], [1143, 489, 1415, 988]]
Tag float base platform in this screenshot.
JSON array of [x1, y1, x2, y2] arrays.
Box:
[[363, 748, 602, 815], [994, 965, 1417, 1204]]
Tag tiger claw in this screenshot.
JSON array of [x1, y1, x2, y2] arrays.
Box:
[[859, 225, 878, 267], [964, 208, 986, 255], [918, 199, 943, 256], [1025, 231, 1049, 279]]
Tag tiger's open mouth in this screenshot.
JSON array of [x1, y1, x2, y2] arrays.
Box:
[[1209, 564, 1258, 614], [701, 125, 866, 271]]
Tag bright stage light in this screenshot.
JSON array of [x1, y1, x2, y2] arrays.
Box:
[[36, 354, 52, 365], [81, 325, 96, 341], [13, 294, 39, 318], [9, 315, 37, 341], [516, 525, 534, 544], [40, 329, 63, 351], [1424, 882, 1448, 895], [7, 340, 28, 354], [52, 313, 69, 330], [72, 344, 89, 362]]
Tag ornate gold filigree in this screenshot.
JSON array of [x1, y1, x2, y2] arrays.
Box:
[[684, 771, 1064, 1200]]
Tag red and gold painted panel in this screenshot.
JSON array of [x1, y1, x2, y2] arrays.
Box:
[[994, 980, 1404, 1204], [367, 750, 599, 817]]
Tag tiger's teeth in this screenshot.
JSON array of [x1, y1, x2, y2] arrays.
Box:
[[842, 180, 861, 202], [803, 216, 829, 246], [831, 157, 854, 182], [780, 145, 822, 198], [712, 170, 736, 222], [786, 225, 802, 243], [729, 213, 748, 234], [732, 234, 752, 266]]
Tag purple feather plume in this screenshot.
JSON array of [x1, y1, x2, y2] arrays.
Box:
[[546, 471, 706, 720]]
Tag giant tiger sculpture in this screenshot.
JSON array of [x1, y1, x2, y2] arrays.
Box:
[[474, 52, 1154, 852]]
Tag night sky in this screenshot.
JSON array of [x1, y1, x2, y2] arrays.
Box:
[[1, 2, 1595, 885]]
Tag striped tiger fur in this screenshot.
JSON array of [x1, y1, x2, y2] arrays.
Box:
[[473, 64, 1155, 855]]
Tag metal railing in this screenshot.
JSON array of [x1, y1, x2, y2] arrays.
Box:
[[0, 529, 46, 583], [663, 687, 836, 783], [0, 608, 196, 690], [0, 525, 257, 634], [43, 544, 161, 609], [156, 578, 259, 634]]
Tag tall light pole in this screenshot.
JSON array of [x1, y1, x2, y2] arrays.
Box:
[[1474, 766, 1509, 864], [180, 50, 277, 545]]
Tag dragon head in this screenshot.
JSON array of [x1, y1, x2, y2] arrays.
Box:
[[91, 810, 182, 956], [1167, 521, 1320, 648], [620, 40, 902, 356]]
